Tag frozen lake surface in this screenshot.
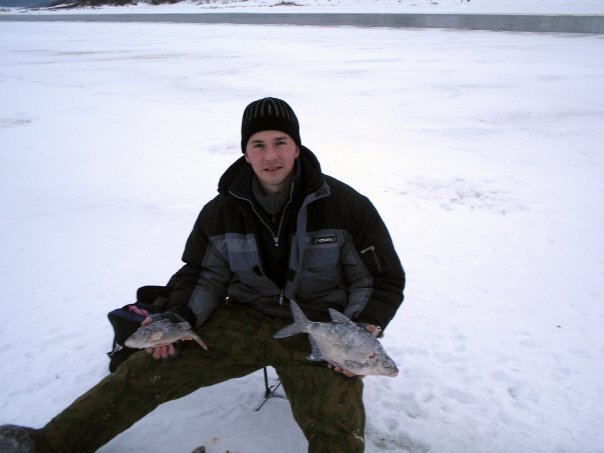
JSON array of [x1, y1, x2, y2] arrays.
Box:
[[1, 19, 604, 453]]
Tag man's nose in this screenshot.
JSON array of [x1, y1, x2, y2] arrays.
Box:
[[264, 144, 278, 159]]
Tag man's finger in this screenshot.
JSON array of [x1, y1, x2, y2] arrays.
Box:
[[153, 345, 167, 360], [327, 363, 359, 378]]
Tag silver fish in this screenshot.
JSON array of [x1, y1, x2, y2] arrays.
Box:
[[274, 300, 398, 377], [125, 319, 207, 350]]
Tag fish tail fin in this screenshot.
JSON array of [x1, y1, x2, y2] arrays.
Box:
[[273, 323, 303, 338], [273, 300, 309, 339]]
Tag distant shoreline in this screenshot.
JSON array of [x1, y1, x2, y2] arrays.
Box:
[[1, 12, 604, 33]]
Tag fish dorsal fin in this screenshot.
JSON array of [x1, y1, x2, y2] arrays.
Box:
[[177, 322, 192, 330], [328, 308, 354, 325]]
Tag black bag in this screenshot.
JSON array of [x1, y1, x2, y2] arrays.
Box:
[[106, 285, 170, 372]]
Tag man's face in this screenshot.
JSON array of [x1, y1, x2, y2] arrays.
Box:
[[245, 130, 300, 194]]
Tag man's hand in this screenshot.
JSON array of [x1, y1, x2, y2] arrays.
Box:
[[327, 324, 380, 378], [327, 363, 360, 378], [147, 344, 178, 360], [364, 324, 382, 337]]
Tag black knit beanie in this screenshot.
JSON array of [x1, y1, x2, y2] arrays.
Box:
[[241, 97, 301, 153]]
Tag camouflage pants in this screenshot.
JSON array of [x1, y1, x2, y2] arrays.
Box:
[[42, 303, 365, 452]]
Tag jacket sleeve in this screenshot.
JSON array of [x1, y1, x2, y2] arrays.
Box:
[[343, 196, 405, 330], [164, 200, 232, 328]]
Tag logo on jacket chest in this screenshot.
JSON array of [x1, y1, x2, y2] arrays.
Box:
[[311, 235, 338, 245]]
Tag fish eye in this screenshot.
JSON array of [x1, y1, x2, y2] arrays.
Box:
[[384, 363, 391, 368]]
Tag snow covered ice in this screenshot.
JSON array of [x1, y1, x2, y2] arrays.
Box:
[[1, 6, 604, 452]]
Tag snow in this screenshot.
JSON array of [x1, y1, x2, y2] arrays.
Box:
[[1, 4, 604, 453]]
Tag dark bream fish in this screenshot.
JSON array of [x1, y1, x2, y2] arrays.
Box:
[[274, 300, 398, 377], [125, 319, 207, 350]]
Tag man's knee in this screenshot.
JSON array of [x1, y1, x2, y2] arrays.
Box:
[[279, 367, 366, 452]]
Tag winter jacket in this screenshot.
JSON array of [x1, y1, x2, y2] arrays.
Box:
[[164, 146, 405, 330]]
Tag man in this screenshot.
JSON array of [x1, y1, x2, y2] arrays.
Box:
[[1, 97, 405, 452]]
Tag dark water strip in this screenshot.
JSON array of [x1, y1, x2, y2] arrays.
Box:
[[1, 12, 603, 33]]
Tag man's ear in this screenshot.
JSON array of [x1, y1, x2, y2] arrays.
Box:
[[244, 151, 251, 164], [295, 146, 300, 158]]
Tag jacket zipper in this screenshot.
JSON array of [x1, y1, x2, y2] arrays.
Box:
[[229, 185, 294, 248], [273, 192, 293, 247], [228, 192, 278, 245], [229, 182, 329, 306], [361, 245, 384, 274]]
